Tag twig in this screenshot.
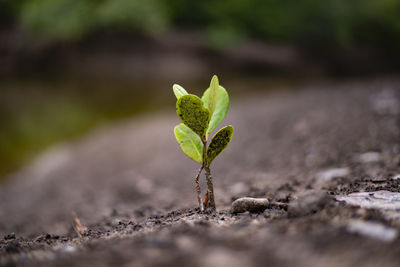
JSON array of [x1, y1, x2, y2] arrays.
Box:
[[72, 212, 86, 238]]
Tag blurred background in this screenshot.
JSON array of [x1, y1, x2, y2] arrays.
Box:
[[1, 0, 400, 178]]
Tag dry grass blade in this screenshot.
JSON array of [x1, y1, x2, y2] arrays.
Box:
[[72, 212, 87, 238]]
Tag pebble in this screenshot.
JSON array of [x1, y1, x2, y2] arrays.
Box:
[[288, 190, 332, 217], [230, 197, 269, 214], [315, 167, 350, 181], [346, 220, 398, 243]]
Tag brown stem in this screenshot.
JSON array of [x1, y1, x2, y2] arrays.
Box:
[[202, 137, 216, 211], [194, 166, 204, 211], [204, 166, 216, 210]]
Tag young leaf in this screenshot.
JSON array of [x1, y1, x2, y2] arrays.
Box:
[[202, 84, 229, 137], [207, 125, 233, 165], [206, 75, 219, 115], [176, 94, 210, 138], [173, 84, 188, 99], [174, 124, 203, 163]]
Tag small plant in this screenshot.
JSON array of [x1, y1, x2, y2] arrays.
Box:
[[173, 75, 233, 211]]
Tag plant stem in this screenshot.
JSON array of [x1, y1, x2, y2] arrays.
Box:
[[204, 166, 216, 210], [202, 139, 216, 210], [194, 166, 204, 211], [201, 140, 216, 210]]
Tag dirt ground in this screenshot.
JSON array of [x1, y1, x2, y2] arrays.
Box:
[[0, 77, 399, 267]]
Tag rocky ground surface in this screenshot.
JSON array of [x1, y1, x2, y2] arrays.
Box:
[[0, 77, 399, 267]]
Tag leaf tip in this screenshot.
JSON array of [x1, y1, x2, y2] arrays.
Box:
[[210, 75, 219, 87], [173, 84, 188, 99]]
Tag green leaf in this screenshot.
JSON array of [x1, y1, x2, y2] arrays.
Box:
[[173, 84, 188, 99], [202, 81, 229, 137], [176, 94, 210, 139], [207, 125, 233, 165], [206, 75, 219, 115], [174, 123, 203, 163]]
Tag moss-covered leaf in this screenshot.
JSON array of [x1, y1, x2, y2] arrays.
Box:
[[174, 123, 203, 163], [176, 94, 210, 139], [173, 84, 188, 99], [202, 77, 229, 137], [207, 125, 233, 165]]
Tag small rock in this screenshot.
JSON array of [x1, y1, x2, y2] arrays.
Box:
[[316, 167, 350, 181], [347, 220, 398, 243], [357, 152, 382, 164], [288, 190, 331, 217], [4, 232, 16, 240], [230, 197, 269, 214]]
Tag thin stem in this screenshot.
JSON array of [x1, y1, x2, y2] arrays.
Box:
[[202, 137, 216, 210], [202, 139, 216, 210], [204, 166, 216, 210], [194, 166, 204, 211]]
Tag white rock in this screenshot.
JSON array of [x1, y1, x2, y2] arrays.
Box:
[[335, 191, 400, 210], [316, 168, 350, 181], [347, 220, 397, 243]]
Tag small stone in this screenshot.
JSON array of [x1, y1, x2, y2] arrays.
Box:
[[4, 232, 16, 240], [230, 197, 269, 214], [347, 220, 398, 243], [288, 190, 332, 217], [316, 167, 350, 181]]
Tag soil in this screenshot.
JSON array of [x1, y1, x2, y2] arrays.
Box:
[[0, 77, 400, 267]]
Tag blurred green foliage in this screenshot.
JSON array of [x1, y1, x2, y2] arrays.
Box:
[[2, 0, 399, 49], [17, 0, 168, 39]]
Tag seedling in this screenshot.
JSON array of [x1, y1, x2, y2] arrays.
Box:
[[173, 75, 233, 211]]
